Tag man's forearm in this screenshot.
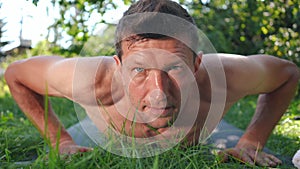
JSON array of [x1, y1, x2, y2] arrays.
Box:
[[240, 70, 300, 149], [5, 71, 73, 147]]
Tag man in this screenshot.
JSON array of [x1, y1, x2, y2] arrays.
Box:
[[4, 0, 300, 167]]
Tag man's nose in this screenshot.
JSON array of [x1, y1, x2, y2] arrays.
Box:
[[147, 70, 169, 91], [146, 70, 169, 102]]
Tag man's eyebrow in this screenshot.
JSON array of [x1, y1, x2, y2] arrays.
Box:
[[172, 52, 190, 62], [174, 53, 187, 59], [164, 60, 185, 68], [173, 46, 190, 56], [132, 60, 145, 66], [126, 56, 148, 66]]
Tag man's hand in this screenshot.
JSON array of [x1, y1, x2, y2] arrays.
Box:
[[218, 142, 282, 167], [57, 140, 93, 155]]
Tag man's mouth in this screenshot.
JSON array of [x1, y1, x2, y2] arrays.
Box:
[[140, 105, 178, 130], [143, 106, 174, 117]]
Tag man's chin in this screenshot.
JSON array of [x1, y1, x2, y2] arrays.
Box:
[[133, 120, 173, 138], [146, 116, 175, 128], [132, 126, 172, 138], [156, 127, 169, 133]]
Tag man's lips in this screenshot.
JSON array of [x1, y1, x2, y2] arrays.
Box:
[[141, 106, 177, 129], [143, 106, 174, 117]]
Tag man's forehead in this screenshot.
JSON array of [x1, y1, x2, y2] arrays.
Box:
[[121, 38, 193, 59], [124, 48, 185, 66]]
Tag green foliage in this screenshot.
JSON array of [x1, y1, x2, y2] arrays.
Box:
[[0, 53, 29, 70], [181, 0, 300, 96], [45, 0, 124, 55], [28, 0, 131, 56], [30, 40, 61, 56], [26, 0, 300, 68], [80, 25, 116, 56], [31, 40, 78, 57], [182, 0, 300, 67]]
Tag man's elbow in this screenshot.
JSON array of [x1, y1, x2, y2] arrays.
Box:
[[292, 62, 300, 78], [4, 61, 22, 85], [295, 66, 300, 81], [288, 62, 300, 84]]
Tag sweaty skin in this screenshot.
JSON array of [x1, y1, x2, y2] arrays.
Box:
[[4, 38, 300, 167]]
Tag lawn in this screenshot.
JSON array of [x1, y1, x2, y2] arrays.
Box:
[[0, 72, 299, 168]]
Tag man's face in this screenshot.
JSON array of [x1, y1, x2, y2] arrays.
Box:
[[114, 38, 199, 131]]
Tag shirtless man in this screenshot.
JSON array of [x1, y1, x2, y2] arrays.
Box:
[[4, 0, 300, 167]]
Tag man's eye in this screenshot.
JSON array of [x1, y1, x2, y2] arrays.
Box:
[[168, 65, 182, 71], [171, 65, 181, 70], [133, 67, 145, 73]]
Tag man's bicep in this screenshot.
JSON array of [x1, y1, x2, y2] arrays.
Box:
[[48, 56, 114, 104], [8, 56, 74, 98], [223, 54, 296, 96], [247, 55, 296, 94], [6, 56, 57, 94]]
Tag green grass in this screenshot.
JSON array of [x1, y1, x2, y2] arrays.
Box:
[[0, 74, 299, 168]]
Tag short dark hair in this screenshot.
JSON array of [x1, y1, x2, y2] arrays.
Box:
[[115, 0, 199, 62]]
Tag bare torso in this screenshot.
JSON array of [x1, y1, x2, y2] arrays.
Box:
[[74, 54, 248, 144]]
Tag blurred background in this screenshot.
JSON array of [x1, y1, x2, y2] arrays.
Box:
[[0, 0, 299, 62], [1, 0, 299, 96], [0, 0, 299, 114]]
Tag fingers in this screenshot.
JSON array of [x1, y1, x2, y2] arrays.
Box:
[[251, 152, 282, 167], [218, 148, 282, 167], [79, 147, 94, 153], [246, 149, 282, 167], [267, 153, 282, 165], [218, 148, 254, 165], [59, 145, 93, 155], [253, 154, 274, 167]]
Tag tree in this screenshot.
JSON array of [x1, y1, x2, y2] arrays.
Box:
[[180, 0, 300, 66], [29, 0, 300, 68], [180, 0, 300, 96], [80, 25, 116, 57], [32, 0, 133, 55]]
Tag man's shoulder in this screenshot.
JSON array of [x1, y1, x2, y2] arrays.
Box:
[[71, 55, 117, 81], [73, 56, 116, 71], [65, 56, 118, 105], [75, 56, 115, 63], [201, 53, 257, 99], [202, 53, 252, 74], [203, 53, 247, 65]]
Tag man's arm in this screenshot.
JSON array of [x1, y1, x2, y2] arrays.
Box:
[[4, 56, 92, 154], [240, 55, 299, 145], [220, 54, 300, 166]]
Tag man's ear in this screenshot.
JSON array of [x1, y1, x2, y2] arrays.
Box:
[[113, 55, 121, 67], [194, 52, 202, 72]]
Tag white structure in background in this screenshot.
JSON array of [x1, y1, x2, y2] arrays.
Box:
[[3, 7, 32, 55], [293, 150, 300, 169], [18, 9, 32, 49]]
